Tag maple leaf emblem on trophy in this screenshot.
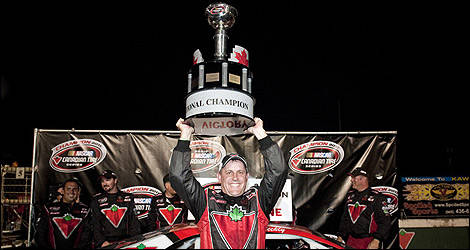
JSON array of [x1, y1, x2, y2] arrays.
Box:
[[233, 47, 249, 67]]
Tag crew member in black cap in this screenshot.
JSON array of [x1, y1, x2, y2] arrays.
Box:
[[89, 170, 141, 248], [35, 177, 91, 249], [337, 168, 391, 249], [145, 174, 188, 231]]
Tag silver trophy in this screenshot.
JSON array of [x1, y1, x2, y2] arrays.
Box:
[[206, 3, 238, 60], [185, 2, 254, 136]]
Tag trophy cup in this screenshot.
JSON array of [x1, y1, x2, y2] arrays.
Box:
[[184, 2, 255, 135]]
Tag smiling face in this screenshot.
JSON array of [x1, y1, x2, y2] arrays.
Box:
[[217, 160, 248, 197], [101, 177, 118, 194], [62, 181, 80, 204]]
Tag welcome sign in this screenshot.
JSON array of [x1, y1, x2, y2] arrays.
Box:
[[401, 176, 469, 218]]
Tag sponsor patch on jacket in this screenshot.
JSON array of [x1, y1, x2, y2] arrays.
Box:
[[122, 186, 161, 220]]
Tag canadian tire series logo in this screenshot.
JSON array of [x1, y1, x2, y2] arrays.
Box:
[[289, 141, 344, 174], [49, 139, 107, 173], [122, 186, 161, 220], [190, 140, 226, 173]]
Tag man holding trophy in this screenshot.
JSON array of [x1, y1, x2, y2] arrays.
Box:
[[170, 3, 288, 248], [169, 117, 288, 249]]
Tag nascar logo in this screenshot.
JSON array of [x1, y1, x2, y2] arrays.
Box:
[[189, 140, 226, 173], [49, 139, 107, 173], [122, 186, 161, 220], [289, 141, 344, 175]]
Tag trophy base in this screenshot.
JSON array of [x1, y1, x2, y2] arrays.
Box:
[[185, 88, 255, 135], [185, 115, 254, 136]]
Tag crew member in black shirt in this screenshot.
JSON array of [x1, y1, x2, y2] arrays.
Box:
[[35, 178, 91, 249], [146, 174, 188, 231], [89, 170, 141, 248], [337, 168, 391, 249]]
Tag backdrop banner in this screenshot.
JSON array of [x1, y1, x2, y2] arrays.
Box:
[[30, 130, 398, 246]]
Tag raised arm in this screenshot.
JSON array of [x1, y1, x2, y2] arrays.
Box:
[[169, 118, 206, 222], [245, 118, 288, 217]]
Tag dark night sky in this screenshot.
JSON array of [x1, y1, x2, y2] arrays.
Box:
[[0, 2, 466, 176]]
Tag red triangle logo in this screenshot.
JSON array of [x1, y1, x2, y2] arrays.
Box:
[[399, 229, 415, 249], [348, 202, 367, 224], [291, 158, 301, 168], [101, 204, 127, 228], [211, 205, 256, 249], [159, 205, 183, 226], [53, 156, 62, 165], [52, 214, 82, 239]]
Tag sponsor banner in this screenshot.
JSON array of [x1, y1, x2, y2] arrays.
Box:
[[122, 186, 161, 220], [269, 179, 293, 222], [401, 176, 469, 218], [33, 131, 397, 245]]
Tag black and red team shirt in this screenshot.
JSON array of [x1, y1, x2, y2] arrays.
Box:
[[338, 188, 391, 244], [35, 200, 91, 249], [146, 192, 188, 231], [198, 186, 270, 249], [89, 191, 141, 247], [169, 136, 288, 249]]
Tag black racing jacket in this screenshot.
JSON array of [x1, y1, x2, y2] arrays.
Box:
[[89, 190, 141, 247], [338, 187, 391, 241], [170, 136, 288, 249], [146, 192, 188, 231], [35, 200, 91, 249]]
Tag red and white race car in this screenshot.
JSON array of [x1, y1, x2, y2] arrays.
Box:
[[108, 223, 348, 249]]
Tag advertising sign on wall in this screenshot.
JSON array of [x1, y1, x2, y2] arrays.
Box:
[[401, 176, 469, 218]]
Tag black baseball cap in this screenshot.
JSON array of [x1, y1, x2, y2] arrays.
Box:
[[220, 153, 248, 171], [99, 169, 117, 179], [348, 168, 368, 177]]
